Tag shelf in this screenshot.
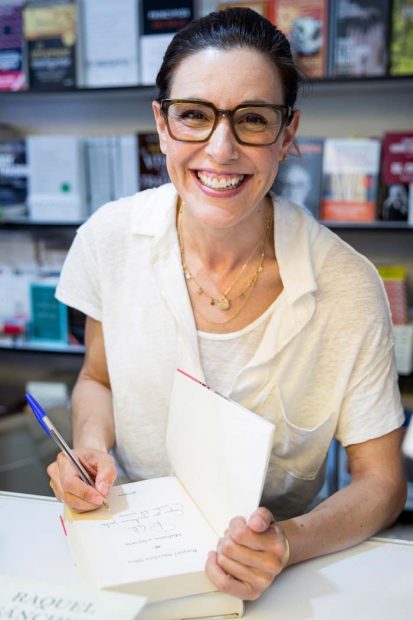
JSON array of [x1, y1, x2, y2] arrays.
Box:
[[324, 222, 413, 232], [0, 218, 84, 229], [0, 340, 84, 354]]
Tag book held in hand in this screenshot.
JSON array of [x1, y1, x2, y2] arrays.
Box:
[[63, 368, 275, 616], [0, 574, 146, 620]]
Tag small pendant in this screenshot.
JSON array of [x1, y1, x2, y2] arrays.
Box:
[[218, 297, 230, 311], [197, 287, 203, 294], [210, 299, 215, 306], [258, 266, 263, 272], [185, 271, 192, 280]]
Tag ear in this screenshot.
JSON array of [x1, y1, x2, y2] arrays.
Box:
[[152, 100, 168, 155], [278, 110, 300, 160]]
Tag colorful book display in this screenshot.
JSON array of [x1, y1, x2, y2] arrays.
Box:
[[273, 137, 324, 217], [321, 138, 381, 222], [140, 0, 194, 86], [380, 131, 413, 224], [0, 0, 26, 91], [390, 0, 413, 76], [138, 133, 169, 191], [23, 0, 77, 90], [273, 0, 329, 78], [328, 0, 390, 76]]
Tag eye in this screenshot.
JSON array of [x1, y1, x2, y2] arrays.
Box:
[[239, 113, 268, 126], [180, 109, 208, 121]]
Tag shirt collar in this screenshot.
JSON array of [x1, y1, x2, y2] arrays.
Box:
[[130, 184, 319, 304]]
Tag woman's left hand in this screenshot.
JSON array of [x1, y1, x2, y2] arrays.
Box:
[[205, 507, 289, 601]]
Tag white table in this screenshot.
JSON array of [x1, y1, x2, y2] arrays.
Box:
[[1, 491, 413, 619]]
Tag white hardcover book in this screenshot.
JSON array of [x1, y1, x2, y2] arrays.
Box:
[[113, 134, 138, 199], [64, 368, 275, 611], [0, 575, 146, 620], [85, 136, 114, 213], [27, 136, 87, 222], [140, 32, 174, 85], [78, 0, 139, 88]]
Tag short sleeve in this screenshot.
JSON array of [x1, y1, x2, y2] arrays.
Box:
[[55, 223, 102, 321], [335, 280, 405, 446]]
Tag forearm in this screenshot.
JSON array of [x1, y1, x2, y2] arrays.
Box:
[[281, 472, 406, 567], [71, 374, 115, 453]]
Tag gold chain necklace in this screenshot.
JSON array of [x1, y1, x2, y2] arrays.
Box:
[[177, 203, 273, 325]]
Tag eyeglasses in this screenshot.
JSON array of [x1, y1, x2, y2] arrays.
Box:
[[160, 98, 294, 147]]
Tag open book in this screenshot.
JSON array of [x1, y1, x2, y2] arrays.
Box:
[[64, 369, 275, 618]]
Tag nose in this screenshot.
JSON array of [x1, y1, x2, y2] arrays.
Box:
[[204, 116, 239, 163]]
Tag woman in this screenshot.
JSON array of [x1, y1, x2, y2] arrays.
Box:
[[48, 8, 406, 602]]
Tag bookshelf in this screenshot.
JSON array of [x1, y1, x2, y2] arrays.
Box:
[[0, 76, 412, 410]]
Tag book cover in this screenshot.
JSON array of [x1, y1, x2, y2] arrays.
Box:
[[27, 135, 87, 221], [328, 0, 391, 77], [380, 132, 413, 223], [78, 0, 140, 88], [140, 0, 194, 85], [272, 137, 324, 218], [29, 279, 69, 343], [138, 133, 169, 190], [390, 0, 413, 76], [63, 368, 274, 610], [0, 0, 26, 91], [0, 575, 146, 620], [23, 0, 77, 90], [0, 139, 28, 219], [274, 0, 329, 78], [377, 265, 409, 325], [320, 138, 381, 222]]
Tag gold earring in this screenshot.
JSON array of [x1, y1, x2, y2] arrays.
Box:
[[279, 155, 288, 163]]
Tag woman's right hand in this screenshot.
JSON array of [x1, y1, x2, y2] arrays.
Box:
[[47, 448, 117, 512]]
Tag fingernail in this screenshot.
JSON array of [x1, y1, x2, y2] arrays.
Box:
[[97, 481, 109, 494]]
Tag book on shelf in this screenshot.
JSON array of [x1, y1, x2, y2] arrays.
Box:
[[320, 138, 381, 222], [85, 135, 138, 213], [218, 1, 271, 18], [0, 575, 146, 620], [380, 131, 413, 225], [138, 133, 169, 190], [0, 0, 26, 91], [27, 135, 87, 221], [377, 265, 409, 326], [0, 139, 29, 219], [272, 137, 324, 218], [328, 0, 391, 77], [63, 368, 275, 617], [140, 0, 194, 86], [393, 323, 413, 376], [23, 0, 78, 91], [272, 0, 329, 78], [29, 278, 69, 344], [390, 0, 413, 76], [77, 0, 140, 88]]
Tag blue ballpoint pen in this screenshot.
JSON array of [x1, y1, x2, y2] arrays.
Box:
[[25, 392, 109, 509]]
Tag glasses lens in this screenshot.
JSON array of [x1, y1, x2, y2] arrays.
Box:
[[233, 106, 284, 145], [167, 102, 215, 142]]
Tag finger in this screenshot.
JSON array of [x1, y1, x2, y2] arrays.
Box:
[[205, 551, 260, 601], [247, 507, 274, 532], [77, 451, 117, 496], [56, 452, 104, 507], [216, 549, 275, 596], [217, 536, 283, 575], [228, 516, 288, 557], [60, 489, 106, 513]]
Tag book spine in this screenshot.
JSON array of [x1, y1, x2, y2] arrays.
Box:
[[0, 1, 26, 91]]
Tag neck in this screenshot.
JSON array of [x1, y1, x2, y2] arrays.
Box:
[[178, 197, 274, 274]]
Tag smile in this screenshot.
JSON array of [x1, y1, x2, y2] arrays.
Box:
[[196, 170, 246, 191]]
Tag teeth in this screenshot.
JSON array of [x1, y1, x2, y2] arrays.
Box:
[[197, 171, 245, 190]]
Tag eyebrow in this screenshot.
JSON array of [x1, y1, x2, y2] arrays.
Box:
[[176, 97, 282, 107]]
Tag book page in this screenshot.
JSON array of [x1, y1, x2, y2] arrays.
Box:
[[167, 370, 275, 535], [64, 477, 218, 591]]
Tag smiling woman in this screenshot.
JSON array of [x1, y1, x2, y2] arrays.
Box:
[[48, 6, 406, 605]]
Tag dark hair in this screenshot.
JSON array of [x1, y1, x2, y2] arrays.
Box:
[[155, 8, 303, 108]]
